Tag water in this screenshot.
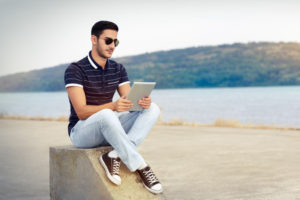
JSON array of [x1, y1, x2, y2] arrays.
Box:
[[0, 86, 299, 128]]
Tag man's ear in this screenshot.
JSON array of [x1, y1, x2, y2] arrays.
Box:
[[91, 35, 98, 45]]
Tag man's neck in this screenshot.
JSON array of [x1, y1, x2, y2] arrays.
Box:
[[91, 50, 106, 69]]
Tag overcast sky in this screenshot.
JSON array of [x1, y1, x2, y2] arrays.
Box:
[[0, 0, 299, 76]]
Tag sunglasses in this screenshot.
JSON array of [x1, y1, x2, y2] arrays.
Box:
[[102, 37, 119, 47]]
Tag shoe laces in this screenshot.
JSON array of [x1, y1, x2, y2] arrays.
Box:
[[142, 168, 159, 185], [112, 158, 121, 175]]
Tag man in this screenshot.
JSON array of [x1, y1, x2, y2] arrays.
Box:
[[64, 21, 163, 194]]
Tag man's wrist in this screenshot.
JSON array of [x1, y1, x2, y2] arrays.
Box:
[[111, 102, 117, 111]]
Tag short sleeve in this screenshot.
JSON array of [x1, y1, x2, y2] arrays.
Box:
[[118, 64, 130, 87], [64, 63, 84, 88]]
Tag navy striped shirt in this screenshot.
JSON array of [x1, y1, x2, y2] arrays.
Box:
[[64, 51, 130, 135]]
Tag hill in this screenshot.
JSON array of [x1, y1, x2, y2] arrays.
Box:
[[0, 42, 300, 92]]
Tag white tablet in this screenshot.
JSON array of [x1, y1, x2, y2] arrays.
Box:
[[127, 82, 156, 111]]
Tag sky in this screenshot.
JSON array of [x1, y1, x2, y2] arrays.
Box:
[[0, 0, 299, 76]]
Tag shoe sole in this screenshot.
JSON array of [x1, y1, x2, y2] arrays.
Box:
[[99, 155, 121, 185], [142, 182, 163, 194], [138, 176, 163, 194]]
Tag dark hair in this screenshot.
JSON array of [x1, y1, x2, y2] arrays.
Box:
[[91, 21, 119, 38]]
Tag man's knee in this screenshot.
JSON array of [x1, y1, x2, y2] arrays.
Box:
[[147, 102, 160, 116], [96, 108, 115, 117], [96, 109, 118, 125]]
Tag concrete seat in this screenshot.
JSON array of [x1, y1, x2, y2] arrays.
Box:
[[50, 145, 165, 200]]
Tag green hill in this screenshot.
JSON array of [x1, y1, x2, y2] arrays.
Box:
[[1, 42, 300, 92], [0, 64, 67, 92]]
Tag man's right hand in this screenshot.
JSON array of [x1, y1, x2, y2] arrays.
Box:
[[114, 96, 133, 112]]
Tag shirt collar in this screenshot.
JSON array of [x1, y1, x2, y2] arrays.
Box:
[[88, 51, 109, 70]]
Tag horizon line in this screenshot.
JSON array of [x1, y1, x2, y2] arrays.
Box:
[[1, 41, 299, 77]]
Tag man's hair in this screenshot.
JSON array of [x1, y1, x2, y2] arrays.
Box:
[[91, 21, 119, 38]]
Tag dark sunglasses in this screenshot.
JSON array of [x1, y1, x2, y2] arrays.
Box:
[[103, 37, 119, 47]]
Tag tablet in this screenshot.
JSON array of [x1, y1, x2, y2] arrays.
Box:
[[127, 82, 156, 111]]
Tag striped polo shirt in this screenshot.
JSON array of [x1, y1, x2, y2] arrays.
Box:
[[64, 51, 130, 135]]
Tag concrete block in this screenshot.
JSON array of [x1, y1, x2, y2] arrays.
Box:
[[50, 145, 165, 200]]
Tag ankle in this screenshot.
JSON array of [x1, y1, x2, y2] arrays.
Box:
[[138, 160, 147, 170]]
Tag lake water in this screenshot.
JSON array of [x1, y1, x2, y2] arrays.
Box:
[[0, 86, 299, 128]]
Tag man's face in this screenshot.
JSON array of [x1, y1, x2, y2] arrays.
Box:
[[94, 29, 118, 59]]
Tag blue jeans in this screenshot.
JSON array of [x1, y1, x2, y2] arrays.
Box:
[[70, 103, 160, 171]]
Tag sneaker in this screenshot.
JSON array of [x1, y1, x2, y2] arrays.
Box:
[[137, 166, 163, 194], [99, 152, 121, 185]]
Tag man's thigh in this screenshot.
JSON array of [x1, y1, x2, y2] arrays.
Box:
[[70, 110, 112, 148]]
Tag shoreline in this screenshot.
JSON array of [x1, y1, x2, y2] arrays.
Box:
[[0, 114, 299, 131]]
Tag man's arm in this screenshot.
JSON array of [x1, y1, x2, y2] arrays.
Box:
[[67, 86, 133, 120], [117, 82, 131, 97], [67, 86, 116, 120]]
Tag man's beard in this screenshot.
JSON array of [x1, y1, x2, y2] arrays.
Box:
[[96, 46, 108, 59]]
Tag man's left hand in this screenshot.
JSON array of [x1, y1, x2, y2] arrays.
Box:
[[138, 96, 152, 109]]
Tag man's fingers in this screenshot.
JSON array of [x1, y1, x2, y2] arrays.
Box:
[[119, 98, 132, 104], [139, 99, 150, 105], [140, 97, 151, 103], [118, 101, 133, 109], [121, 103, 132, 108], [124, 101, 133, 106], [138, 101, 150, 108], [119, 96, 132, 104]]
